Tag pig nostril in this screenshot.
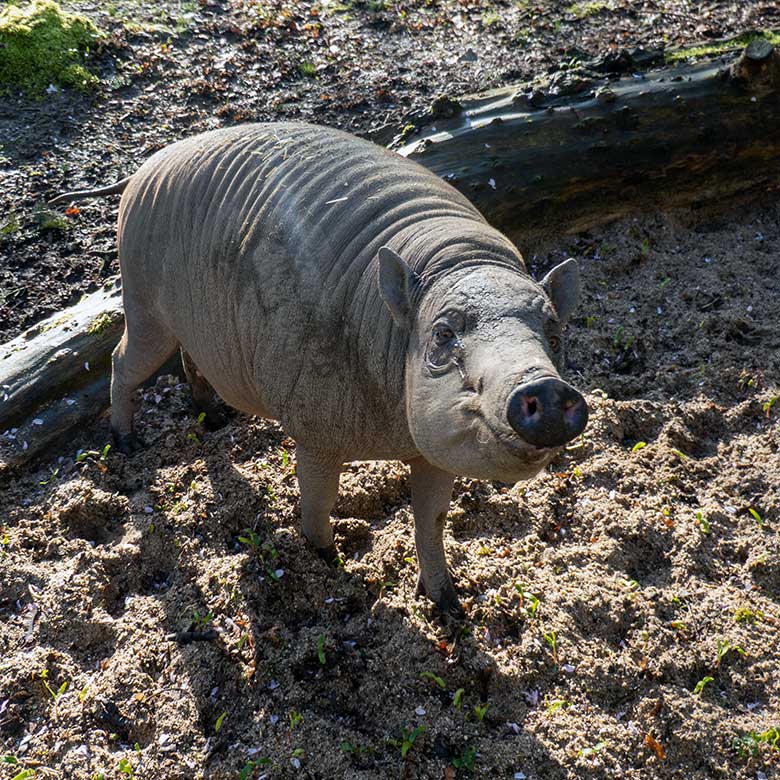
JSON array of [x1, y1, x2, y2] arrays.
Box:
[[526, 397, 538, 417]]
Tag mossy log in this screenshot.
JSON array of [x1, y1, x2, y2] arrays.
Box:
[[2, 42, 779, 470], [393, 39, 780, 244], [0, 281, 123, 470]]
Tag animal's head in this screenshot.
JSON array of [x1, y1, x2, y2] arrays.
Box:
[[378, 247, 588, 482]]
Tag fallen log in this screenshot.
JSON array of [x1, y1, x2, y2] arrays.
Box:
[[2, 40, 779, 471], [0, 280, 123, 470], [393, 37, 780, 243]]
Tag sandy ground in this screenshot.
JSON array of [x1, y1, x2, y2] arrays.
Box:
[[2, 1, 780, 778], [2, 0, 780, 341], [1, 202, 778, 779]]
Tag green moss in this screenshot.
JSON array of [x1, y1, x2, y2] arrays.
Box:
[[33, 204, 68, 232], [0, 0, 103, 97], [567, 2, 608, 19], [86, 310, 122, 336], [665, 30, 780, 63]]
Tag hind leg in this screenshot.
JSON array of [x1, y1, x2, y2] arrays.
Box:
[[180, 348, 229, 430], [110, 316, 178, 454]]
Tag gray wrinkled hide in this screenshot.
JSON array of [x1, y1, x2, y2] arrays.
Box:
[[104, 122, 576, 617], [118, 123, 525, 460]]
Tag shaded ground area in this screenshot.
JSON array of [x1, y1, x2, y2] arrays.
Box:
[[1, 205, 778, 779], [1, 0, 780, 340]]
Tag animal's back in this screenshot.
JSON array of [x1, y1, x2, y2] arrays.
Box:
[[117, 122, 519, 457]]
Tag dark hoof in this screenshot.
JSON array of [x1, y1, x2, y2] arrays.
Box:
[[416, 573, 465, 620], [437, 590, 466, 621], [194, 403, 232, 431], [111, 429, 145, 456], [314, 543, 340, 566]]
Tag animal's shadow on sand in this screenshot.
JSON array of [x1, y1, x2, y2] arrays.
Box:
[[70, 392, 572, 779], [4, 355, 776, 778]]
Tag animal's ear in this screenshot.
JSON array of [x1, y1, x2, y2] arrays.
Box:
[[378, 246, 417, 329], [541, 257, 580, 325]]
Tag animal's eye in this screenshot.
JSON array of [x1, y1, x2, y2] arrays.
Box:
[[434, 325, 455, 346], [549, 335, 561, 353]]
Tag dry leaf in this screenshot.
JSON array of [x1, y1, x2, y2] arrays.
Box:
[[644, 733, 666, 760]]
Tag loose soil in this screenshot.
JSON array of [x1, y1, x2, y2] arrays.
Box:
[[1, 2, 779, 780], [2, 0, 780, 341], [1, 205, 779, 779]]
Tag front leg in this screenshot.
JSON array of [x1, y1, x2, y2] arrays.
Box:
[[408, 457, 463, 618], [296, 445, 341, 562]]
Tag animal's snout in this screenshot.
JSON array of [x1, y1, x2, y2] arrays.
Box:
[[506, 376, 588, 448]]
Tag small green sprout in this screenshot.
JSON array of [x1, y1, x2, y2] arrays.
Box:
[[453, 688, 465, 709], [11, 770, 35, 780], [39, 467, 60, 486], [452, 745, 477, 769], [191, 609, 214, 630], [75, 444, 111, 463], [473, 702, 490, 723], [239, 758, 272, 779], [693, 676, 714, 695], [670, 448, 688, 461], [514, 583, 540, 617], [695, 512, 710, 534], [734, 606, 761, 624], [238, 531, 282, 578], [38, 669, 67, 700], [579, 740, 608, 758], [733, 727, 780, 758], [631, 441, 647, 452], [289, 710, 303, 729], [387, 725, 425, 758], [748, 507, 764, 527], [281, 449, 290, 469], [612, 325, 625, 348], [118, 758, 133, 776], [543, 631, 558, 663], [317, 634, 326, 666], [546, 699, 569, 713], [215, 712, 227, 733], [298, 61, 316, 77], [762, 396, 778, 416], [715, 639, 746, 667], [419, 671, 446, 689], [659, 277, 672, 290]]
